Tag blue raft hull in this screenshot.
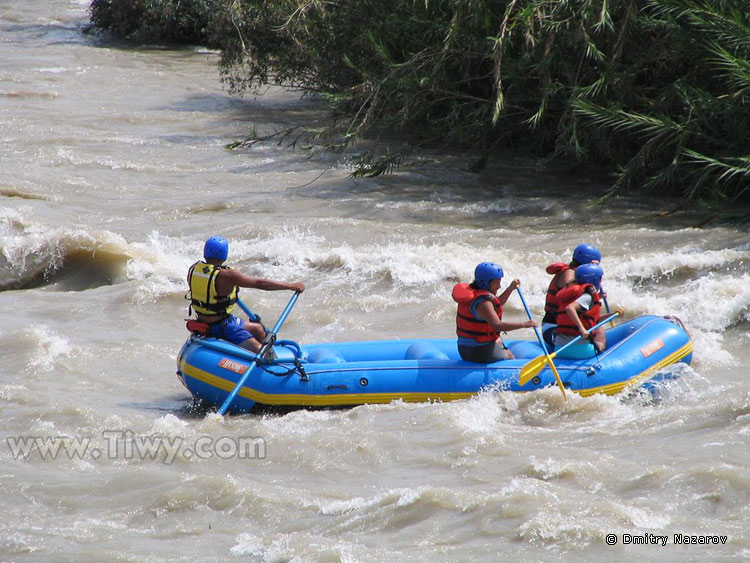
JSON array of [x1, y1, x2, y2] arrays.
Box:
[[176, 315, 692, 413]]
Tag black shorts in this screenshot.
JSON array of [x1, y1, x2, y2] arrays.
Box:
[[458, 342, 507, 363]]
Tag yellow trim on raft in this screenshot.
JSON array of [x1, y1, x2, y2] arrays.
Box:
[[179, 340, 693, 406], [574, 340, 693, 397], [178, 361, 475, 406]]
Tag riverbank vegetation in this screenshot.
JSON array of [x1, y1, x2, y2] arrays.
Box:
[[89, 0, 750, 219]]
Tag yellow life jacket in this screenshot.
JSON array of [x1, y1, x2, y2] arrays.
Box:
[[187, 261, 238, 317]]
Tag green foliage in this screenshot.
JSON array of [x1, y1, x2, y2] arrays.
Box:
[[89, 0, 221, 46], [211, 0, 750, 211], [567, 0, 750, 209], [88, 0, 750, 214]]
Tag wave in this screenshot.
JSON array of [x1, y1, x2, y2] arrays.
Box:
[[124, 224, 750, 342], [0, 213, 191, 295], [0, 89, 59, 99], [1, 246, 132, 292], [0, 212, 132, 291], [4, 210, 746, 357], [0, 184, 46, 200]]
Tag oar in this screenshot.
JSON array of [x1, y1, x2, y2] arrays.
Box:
[[218, 291, 301, 415], [236, 298, 260, 323], [519, 312, 620, 386], [516, 287, 567, 400], [602, 293, 615, 328]]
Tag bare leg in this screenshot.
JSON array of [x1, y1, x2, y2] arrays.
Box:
[[592, 328, 606, 352], [245, 321, 266, 342], [241, 321, 276, 359], [495, 337, 515, 359], [239, 337, 261, 353]]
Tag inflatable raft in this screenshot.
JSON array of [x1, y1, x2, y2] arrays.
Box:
[[176, 315, 692, 413]]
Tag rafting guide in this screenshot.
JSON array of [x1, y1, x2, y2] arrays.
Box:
[[186, 236, 305, 354]]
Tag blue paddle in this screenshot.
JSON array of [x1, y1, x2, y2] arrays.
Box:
[[236, 298, 260, 323], [519, 312, 620, 384], [516, 287, 566, 399], [218, 291, 301, 415], [602, 293, 616, 328]]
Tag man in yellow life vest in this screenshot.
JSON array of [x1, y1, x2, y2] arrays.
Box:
[[187, 236, 305, 353]]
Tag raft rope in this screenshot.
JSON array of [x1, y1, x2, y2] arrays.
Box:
[[256, 357, 309, 381], [664, 315, 690, 339]]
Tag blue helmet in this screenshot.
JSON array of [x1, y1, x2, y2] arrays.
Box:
[[575, 263, 603, 289], [474, 262, 504, 290], [203, 236, 229, 261], [572, 244, 601, 265]]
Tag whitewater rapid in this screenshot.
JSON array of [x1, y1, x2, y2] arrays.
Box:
[[1, 1, 748, 562]]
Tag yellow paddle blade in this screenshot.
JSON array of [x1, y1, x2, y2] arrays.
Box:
[[547, 359, 568, 400], [519, 352, 557, 385]]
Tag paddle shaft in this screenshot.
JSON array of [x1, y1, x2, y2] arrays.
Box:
[[516, 287, 548, 354], [236, 298, 260, 322], [549, 311, 619, 357], [516, 287, 566, 399], [603, 294, 615, 328], [519, 312, 620, 384], [218, 291, 301, 415]]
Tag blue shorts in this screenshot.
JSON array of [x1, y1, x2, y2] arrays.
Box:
[[208, 315, 254, 346]]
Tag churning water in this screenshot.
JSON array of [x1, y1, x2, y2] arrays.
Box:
[[1, 1, 748, 561]]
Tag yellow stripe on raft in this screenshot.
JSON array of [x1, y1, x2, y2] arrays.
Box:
[[574, 340, 693, 397], [178, 361, 475, 406], [179, 340, 692, 406]]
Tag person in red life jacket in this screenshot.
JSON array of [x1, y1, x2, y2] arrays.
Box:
[[554, 263, 621, 359], [541, 243, 602, 349], [452, 262, 538, 363], [186, 236, 305, 353]]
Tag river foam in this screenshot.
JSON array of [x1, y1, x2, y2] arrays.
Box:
[[1, 1, 747, 560]]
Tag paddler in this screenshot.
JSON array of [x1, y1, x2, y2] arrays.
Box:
[[452, 262, 537, 363], [541, 243, 603, 348], [186, 236, 305, 353], [554, 263, 622, 358]]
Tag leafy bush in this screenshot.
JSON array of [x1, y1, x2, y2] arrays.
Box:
[[215, 0, 750, 210], [89, 0, 220, 46], [89, 0, 750, 214]]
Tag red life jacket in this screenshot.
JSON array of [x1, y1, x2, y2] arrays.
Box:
[[555, 283, 601, 336], [452, 283, 502, 343], [542, 262, 573, 324]]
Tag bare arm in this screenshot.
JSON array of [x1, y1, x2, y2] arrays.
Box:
[[217, 269, 305, 294], [497, 278, 520, 306], [476, 300, 537, 333], [558, 269, 576, 289], [564, 302, 589, 338]]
